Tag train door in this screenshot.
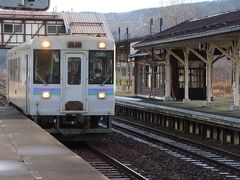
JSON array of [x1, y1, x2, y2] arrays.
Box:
[[62, 53, 87, 113]]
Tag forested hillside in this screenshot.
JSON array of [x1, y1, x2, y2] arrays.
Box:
[[105, 0, 240, 40]]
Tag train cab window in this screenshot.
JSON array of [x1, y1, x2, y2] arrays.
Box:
[[34, 50, 60, 84], [89, 51, 114, 84], [68, 57, 81, 85]]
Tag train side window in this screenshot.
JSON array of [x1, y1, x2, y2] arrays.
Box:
[[68, 57, 81, 85]]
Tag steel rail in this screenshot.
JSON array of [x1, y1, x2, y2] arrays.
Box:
[[113, 117, 240, 176], [114, 117, 240, 160], [86, 143, 148, 180]]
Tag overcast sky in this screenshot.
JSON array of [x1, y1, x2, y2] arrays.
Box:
[[49, 0, 212, 13]]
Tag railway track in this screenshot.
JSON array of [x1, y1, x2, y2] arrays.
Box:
[[0, 96, 7, 106], [71, 143, 148, 180], [0, 79, 6, 97], [113, 117, 240, 179], [0, 79, 8, 106]]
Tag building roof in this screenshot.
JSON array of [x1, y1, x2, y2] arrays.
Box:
[[61, 12, 112, 38], [116, 35, 150, 45], [0, 10, 60, 19], [134, 10, 240, 49], [128, 51, 149, 58], [0, 10, 113, 39]]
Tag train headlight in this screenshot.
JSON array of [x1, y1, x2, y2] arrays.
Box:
[[42, 41, 50, 48], [98, 42, 106, 49], [97, 92, 106, 99], [41, 91, 51, 99]]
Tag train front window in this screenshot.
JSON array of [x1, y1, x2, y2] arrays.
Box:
[[89, 51, 114, 84], [34, 50, 60, 84]]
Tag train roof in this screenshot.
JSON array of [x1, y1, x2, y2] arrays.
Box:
[[7, 35, 114, 55]]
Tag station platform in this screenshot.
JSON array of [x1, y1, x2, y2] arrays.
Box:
[[0, 106, 107, 179], [116, 96, 240, 129]]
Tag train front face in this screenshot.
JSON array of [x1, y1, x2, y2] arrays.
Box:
[[30, 37, 115, 134]]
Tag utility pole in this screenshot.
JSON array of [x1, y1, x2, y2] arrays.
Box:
[[126, 27, 129, 40], [118, 27, 120, 42], [126, 27, 131, 92], [150, 18, 153, 35], [149, 48, 155, 98], [149, 18, 154, 97], [160, 18, 163, 32]]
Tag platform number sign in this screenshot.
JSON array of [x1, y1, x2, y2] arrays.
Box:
[[199, 43, 208, 51]]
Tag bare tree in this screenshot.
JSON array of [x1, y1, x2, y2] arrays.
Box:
[[159, 0, 204, 27]]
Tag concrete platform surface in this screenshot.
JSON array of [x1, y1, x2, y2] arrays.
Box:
[[0, 106, 107, 180], [116, 96, 240, 129]]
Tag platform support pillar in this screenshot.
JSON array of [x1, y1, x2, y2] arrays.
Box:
[[234, 132, 239, 145], [204, 46, 213, 107], [195, 123, 199, 135], [189, 122, 193, 134], [213, 127, 218, 140], [231, 46, 239, 111], [226, 133, 232, 143], [164, 51, 172, 100], [174, 120, 178, 130], [183, 48, 190, 103], [206, 56, 212, 103], [219, 129, 224, 144], [179, 120, 183, 131], [206, 128, 211, 138]]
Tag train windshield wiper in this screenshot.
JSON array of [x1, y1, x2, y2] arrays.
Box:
[[36, 72, 47, 86], [101, 74, 111, 86]]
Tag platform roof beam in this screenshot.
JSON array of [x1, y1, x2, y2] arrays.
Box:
[[144, 49, 166, 62], [167, 48, 185, 65], [188, 47, 208, 64], [211, 43, 236, 61], [153, 52, 164, 61]]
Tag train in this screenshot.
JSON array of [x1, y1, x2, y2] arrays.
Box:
[[7, 35, 115, 137]]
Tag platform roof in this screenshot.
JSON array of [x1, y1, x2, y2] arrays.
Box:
[[134, 10, 240, 49]]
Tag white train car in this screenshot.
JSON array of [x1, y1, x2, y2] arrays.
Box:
[[7, 35, 115, 136]]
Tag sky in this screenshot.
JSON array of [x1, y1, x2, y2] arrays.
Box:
[[49, 0, 212, 13]]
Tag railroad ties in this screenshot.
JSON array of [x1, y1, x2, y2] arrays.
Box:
[[112, 118, 240, 179]]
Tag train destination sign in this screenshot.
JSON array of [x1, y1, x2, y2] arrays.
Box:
[[91, 51, 113, 58]]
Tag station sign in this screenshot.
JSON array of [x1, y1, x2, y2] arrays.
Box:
[[199, 43, 208, 51]]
